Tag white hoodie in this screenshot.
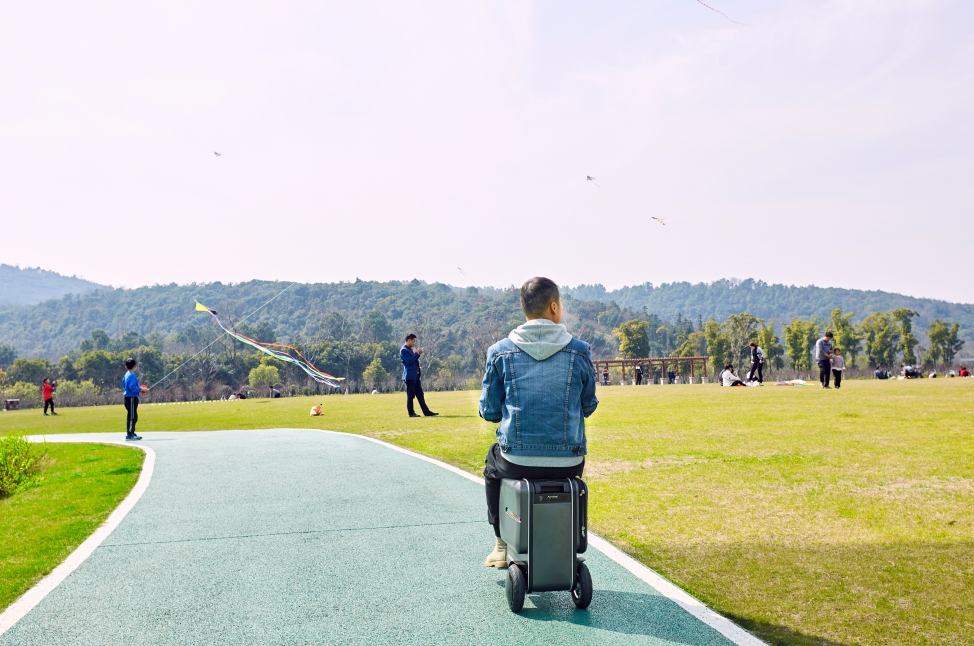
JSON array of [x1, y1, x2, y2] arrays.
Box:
[[507, 319, 573, 360]]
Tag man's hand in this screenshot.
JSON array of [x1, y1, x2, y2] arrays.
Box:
[[416, 348, 424, 355]]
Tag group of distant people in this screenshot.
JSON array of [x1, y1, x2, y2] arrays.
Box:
[[719, 342, 768, 387], [814, 331, 846, 389]]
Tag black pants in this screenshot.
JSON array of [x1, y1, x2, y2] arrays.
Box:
[[818, 360, 832, 387], [832, 370, 842, 389], [124, 396, 139, 435], [748, 362, 763, 383], [44, 398, 55, 414], [483, 443, 584, 537], [404, 378, 431, 416], [635, 372, 642, 385]]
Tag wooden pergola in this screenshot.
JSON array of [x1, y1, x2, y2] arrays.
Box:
[[592, 356, 710, 384]]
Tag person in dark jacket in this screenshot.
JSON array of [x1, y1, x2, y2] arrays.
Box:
[[400, 334, 437, 417], [42, 378, 57, 416], [747, 342, 764, 383], [634, 365, 643, 385]]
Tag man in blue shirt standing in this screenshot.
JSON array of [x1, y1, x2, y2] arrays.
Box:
[[122, 357, 147, 440], [400, 334, 437, 418]]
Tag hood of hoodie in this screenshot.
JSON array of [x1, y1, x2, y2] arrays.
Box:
[[508, 319, 573, 361]]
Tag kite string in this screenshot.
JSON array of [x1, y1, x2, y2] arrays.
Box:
[[695, 0, 748, 26], [146, 282, 298, 390]]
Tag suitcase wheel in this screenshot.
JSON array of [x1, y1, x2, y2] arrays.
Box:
[[506, 564, 525, 613], [571, 561, 592, 609]]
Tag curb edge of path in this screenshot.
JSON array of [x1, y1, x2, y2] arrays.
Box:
[[4, 430, 767, 646], [0, 439, 157, 637], [307, 429, 769, 646]]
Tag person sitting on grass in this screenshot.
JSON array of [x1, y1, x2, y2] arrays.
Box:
[[479, 277, 598, 568], [722, 364, 747, 387]]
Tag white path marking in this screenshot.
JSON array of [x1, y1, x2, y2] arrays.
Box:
[[0, 439, 156, 636], [309, 429, 768, 646], [3, 430, 766, 645]]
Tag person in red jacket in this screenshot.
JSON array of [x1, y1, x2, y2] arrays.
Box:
[[42, 378, 57, 416]]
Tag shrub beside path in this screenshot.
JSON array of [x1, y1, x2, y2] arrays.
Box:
[[0, 429, 758, 646]]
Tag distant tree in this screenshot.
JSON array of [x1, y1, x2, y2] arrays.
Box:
[[0, 344, 16, 368], [248, 364, 281, 395], [79, 329, 112, 352], [926, 319, 964, 367], [723, 313, 761, 373], [756, 320, 785, 371], [75, 351, 124, 388], [859, 312, 899, 367], [701, 318, 731, 375], [359, 310, 393, 344], [892, 309, 920, 366], [58, 355, 78, 381], [8, 358, 55, 386], [675, 330, 707, 378], [784, 318, 821, 371], [830, 309, 862, 366], [613, 320, 651, 359], [361, 356, 388, 389]]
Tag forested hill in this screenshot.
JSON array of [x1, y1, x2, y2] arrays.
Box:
[[0, 264, 108, 306], [0, 276, 971, 360], [566, 279, 974, 341], [0, 280, 528, 359]]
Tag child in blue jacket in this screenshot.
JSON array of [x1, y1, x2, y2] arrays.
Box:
[[123, 357, 147, 440]]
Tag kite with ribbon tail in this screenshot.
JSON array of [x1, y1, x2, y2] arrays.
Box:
[[195, 301, 343, 388]]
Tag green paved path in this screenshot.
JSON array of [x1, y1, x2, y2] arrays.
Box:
[[2, 430, 744, 645]]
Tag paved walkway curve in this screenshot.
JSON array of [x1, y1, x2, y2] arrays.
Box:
[[2, 430, 762, 646]]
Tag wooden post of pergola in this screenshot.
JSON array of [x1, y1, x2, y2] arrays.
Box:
[[592, 356, 710, 385]]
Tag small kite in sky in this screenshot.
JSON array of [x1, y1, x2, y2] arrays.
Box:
[[214, 151, 225, 159], [195, 301, 343, 387], [694, 0, 748, 26], [458, 267, 467, 276], [586, 176, 600, 187], [651, 217, 666, 226]]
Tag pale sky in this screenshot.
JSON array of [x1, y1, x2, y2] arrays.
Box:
[[2, 1, 972, 302]]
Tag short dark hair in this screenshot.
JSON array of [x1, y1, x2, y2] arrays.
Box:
[[405, 333, 417, 342], [520, 277, 560, 319], [825, 331, 834, 338], [748, 342, 756, 347], [125, 358, 137, 370], [44, 377, 50, 384]]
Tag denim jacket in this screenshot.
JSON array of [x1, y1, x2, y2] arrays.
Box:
[[479, 337, 598, 458]]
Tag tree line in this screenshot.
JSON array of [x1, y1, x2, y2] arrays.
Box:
[[613, 307, 964, 379], [0, 289, 965, 408]]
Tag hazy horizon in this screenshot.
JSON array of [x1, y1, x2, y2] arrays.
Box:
[[5, 262, 973, 307], [2, 1, 971, 302]]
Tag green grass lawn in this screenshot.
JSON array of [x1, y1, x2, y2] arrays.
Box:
[[2, 379, 971, 646], [0, 442, 144, 611]]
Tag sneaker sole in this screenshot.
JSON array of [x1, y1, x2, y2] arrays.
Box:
[[484, 561, 508, 569]]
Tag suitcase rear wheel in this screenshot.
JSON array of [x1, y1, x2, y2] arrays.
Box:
[[506, 564, 526, 613], [571, 561, 592, 609]]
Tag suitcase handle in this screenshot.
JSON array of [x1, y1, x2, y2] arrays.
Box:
[[533, 480, 570, 493]]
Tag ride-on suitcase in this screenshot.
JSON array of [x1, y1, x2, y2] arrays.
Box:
[[499, 478, 592, 612]]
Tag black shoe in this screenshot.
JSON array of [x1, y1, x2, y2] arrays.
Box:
[[409, 413, 422, 418], [424, 412, 439, 417], [52, 412, 58, 415], [126, 433, 142, 441]]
